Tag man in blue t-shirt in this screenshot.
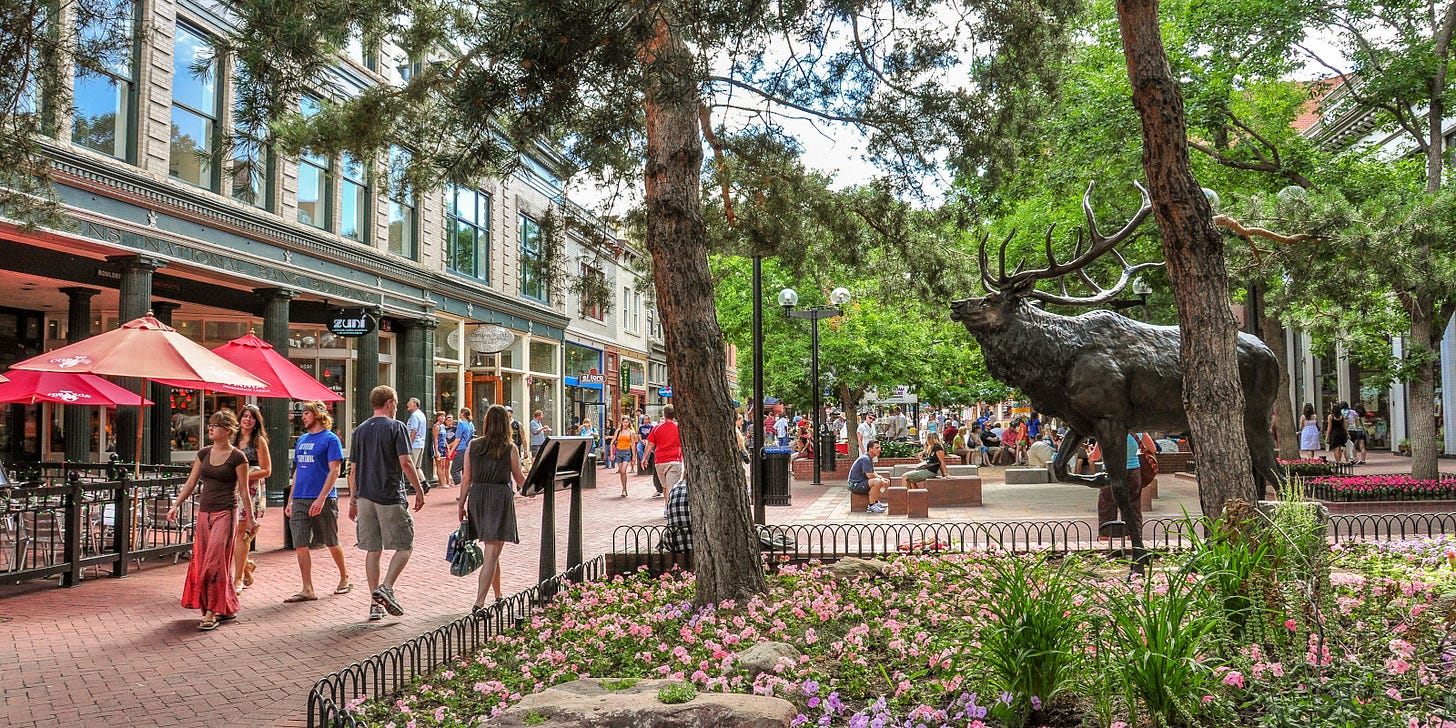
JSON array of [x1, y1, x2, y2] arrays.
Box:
[[285, 400, 351, 603], [847, 440, 891, 513], [448, 407, 475, 486]]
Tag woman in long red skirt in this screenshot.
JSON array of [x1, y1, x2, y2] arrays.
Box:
[[168, 410, 254, 631]]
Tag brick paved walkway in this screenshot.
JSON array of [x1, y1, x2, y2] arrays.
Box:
[[0, 451, 1433, 727]]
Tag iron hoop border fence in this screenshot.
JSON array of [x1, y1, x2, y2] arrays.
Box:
[[309, 511, 1456, 727]]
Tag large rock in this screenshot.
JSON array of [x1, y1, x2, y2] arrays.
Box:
[[492, 678, 797, 727], [825, 557, 888, 581], [733, 641, 800, 677]]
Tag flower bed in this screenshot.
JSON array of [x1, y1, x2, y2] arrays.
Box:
[[1277, 458, 1343, 478], [353, 534, 1456, 727], [1304, 474, 1456, 502]]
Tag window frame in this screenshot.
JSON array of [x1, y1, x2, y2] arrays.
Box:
[[445, 184, 491, 281], [168, 20, 222, 191], [579, 264, 605, 321], [519, 214, 548, 303], [70, 0, 139, 162], [386, 146, 417, 259], [295, 95, 334, 231], [338, 151, 370, 243]]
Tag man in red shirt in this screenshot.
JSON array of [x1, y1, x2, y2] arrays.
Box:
[[643, 404, 683, 499]]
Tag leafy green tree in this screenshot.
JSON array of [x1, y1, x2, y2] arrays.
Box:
[[224, 0, 1080, 604]]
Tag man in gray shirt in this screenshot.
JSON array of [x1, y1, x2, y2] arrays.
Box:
[[349, 385, 425, 622]]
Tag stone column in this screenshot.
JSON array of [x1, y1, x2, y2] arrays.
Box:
[[107, 255, 164, 463], [148, 301, 182, 464], [60, 287, 99, 462], [256, 288, 296, 505], [396, 316, 438, 412], [353, 307, 383, 432], [1442, 317, 1455, 456]]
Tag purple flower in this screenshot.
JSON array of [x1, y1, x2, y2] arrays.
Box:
[[802, 679, 821, 696], [827, 692, 845, 713], [807, 697, 821, 709], [1030, 696, 1042, 711]]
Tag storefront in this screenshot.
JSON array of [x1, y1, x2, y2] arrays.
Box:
[[564, 341, 605, 437]]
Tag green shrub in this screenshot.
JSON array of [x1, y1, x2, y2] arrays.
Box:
[[972, 554, 1087, 727], [601, 678, 638, 691], [656, 681, 696, 705], [877, 440, 922, 459]]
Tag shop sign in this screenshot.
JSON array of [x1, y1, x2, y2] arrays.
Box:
[[468, 324, 515, 353], [658, 386, 672, 398], [579, 371, 607, 384], [328, 308, 376, 337]]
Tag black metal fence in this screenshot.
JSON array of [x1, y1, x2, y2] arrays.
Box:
[[306, 556, 607, 728], [1, 465, 196, 587]]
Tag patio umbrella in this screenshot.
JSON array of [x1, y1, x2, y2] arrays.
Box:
[[154, 331, 343, 402], [0, 369, 153, 407], [9, 313, 271, 469]]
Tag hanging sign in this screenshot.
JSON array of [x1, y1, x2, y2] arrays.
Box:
[[658, 386, 672, 398], [579, 370, 607, 384], [468, 324, 515, 354], [327, 308, 376, 337]]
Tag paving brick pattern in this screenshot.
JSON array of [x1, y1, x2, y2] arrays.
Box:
[[0, 452, 1425, 727]]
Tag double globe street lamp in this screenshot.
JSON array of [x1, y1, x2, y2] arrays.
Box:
[[778, 286, 851, 486]]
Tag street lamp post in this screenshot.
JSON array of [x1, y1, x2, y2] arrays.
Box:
[[1108, 277, 1153, 317], [779, 286, 851, 486]]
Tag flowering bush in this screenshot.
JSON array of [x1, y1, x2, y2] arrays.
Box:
[[353, 543, 1456, 727], [1304, 474, 1456, 501]]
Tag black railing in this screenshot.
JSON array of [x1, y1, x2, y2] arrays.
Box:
[[1, 469, 196, 587], [306, 556, 607, 728]]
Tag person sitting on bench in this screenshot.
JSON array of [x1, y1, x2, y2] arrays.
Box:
[[847, 440, 891, 513]]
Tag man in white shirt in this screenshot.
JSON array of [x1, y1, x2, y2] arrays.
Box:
[[856, 413, 877, 451], [773, 415, 789, 446]]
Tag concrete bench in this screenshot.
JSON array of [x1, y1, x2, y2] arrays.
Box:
[[881, 463, 979, 478], [914, 476, 983, 507], [1157, 451, 1194, 473], [887, 486, 909, 515], [907, 488, 929, 518], [849, 490, 872, 512], [1004, 467, 1050, 484]]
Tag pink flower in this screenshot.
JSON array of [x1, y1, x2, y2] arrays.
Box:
[[1285, 619, 1297, 631], [1222, 671, 1244, 689]]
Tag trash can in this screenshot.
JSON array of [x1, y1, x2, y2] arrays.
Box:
[[761, 446, 793, 506], [819, 432, 837, 472]]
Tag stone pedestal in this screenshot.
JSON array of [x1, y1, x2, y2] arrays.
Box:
[[886, 486, 908, 516], [907, 488, 929, 518]]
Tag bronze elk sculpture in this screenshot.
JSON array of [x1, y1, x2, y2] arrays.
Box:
[[949, 183, 1282, 569]]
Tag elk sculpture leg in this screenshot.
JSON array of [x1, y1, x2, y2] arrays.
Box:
[[1093, 430, 1149, 574], [1049, 429, 1107, 487], [1245, 414, 1283, 501]]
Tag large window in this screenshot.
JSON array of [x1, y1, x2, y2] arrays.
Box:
[[519, 214, 548, 302], [447, 185, 490, 279], [72, 0, 136, 159], [580, 265, 605, 320], [296, 96, 332, 230], [386, 146, 416, 258], [169, 23, 219, 189], [622, 286, 640, 333], [230, 66, 271, 209], [339, 153, 369, 242]]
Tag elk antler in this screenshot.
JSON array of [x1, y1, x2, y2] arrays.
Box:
[[979, 182, 1160, 306]]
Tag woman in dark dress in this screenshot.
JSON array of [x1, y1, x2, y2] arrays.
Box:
[[458, 405, 525, 612], [231, 404, 270, 591], [168, 410, 252, 630]]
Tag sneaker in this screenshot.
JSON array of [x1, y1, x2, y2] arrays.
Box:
[[651, 493, 664, 499], [372, 585, 405, 616], [368, 604, 385, 621], [867, 502, 888, 513]]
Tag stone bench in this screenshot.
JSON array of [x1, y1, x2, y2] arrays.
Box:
[[1004, 467, 1050, 484], [879, 463, 978, 478], [907, 488, 929, 518], [911, 476, 982, 507]]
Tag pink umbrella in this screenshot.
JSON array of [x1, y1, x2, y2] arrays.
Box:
[[155, 331, 343, 402], [10, 313, 271, 468], [0, 369, 153, 407]]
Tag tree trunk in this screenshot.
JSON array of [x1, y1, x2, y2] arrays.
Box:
[[1261, 309, 1299, 461], [1405, 296, 1442, 480], [640, 8, 766, 606], [1116, 0, 1257, 515], [841, 383, 861, 461]]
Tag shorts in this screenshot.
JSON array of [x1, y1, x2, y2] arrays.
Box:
[[655, 461, 684, 492], [355, 498, 415, 552], [904, 468, 938, 484], [1349, 429, 1366, 443], [613, 450, 634, 465], [846, 480, 870, 494], [288, 497, 340, 549]]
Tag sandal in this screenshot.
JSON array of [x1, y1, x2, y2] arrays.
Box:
[[333, 583, 354, 595], [198, 615, 219, 631], [283, 593, 318, 603], [243, 560, 256, 587]]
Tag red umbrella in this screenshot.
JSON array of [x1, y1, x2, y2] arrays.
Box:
[[10, 313, 270, 390], [0, 369, 153, 407], [154, 331, 343, 402]]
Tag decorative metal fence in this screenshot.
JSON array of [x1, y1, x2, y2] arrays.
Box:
[[306, 556, 606, 728], [1, 466, 196, 587], [307, 511, 1456, 727]]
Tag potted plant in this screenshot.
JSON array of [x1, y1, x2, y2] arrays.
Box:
[[1398, 438, 1411, 455]]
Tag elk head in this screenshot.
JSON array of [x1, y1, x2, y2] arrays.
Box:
[[951, 182, 1159, 332]]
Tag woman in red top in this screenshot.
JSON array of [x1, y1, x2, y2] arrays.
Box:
[[168, 410, 253, 631]]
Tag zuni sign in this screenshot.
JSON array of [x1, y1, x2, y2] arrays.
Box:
[[328, 309, 376, 337]]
